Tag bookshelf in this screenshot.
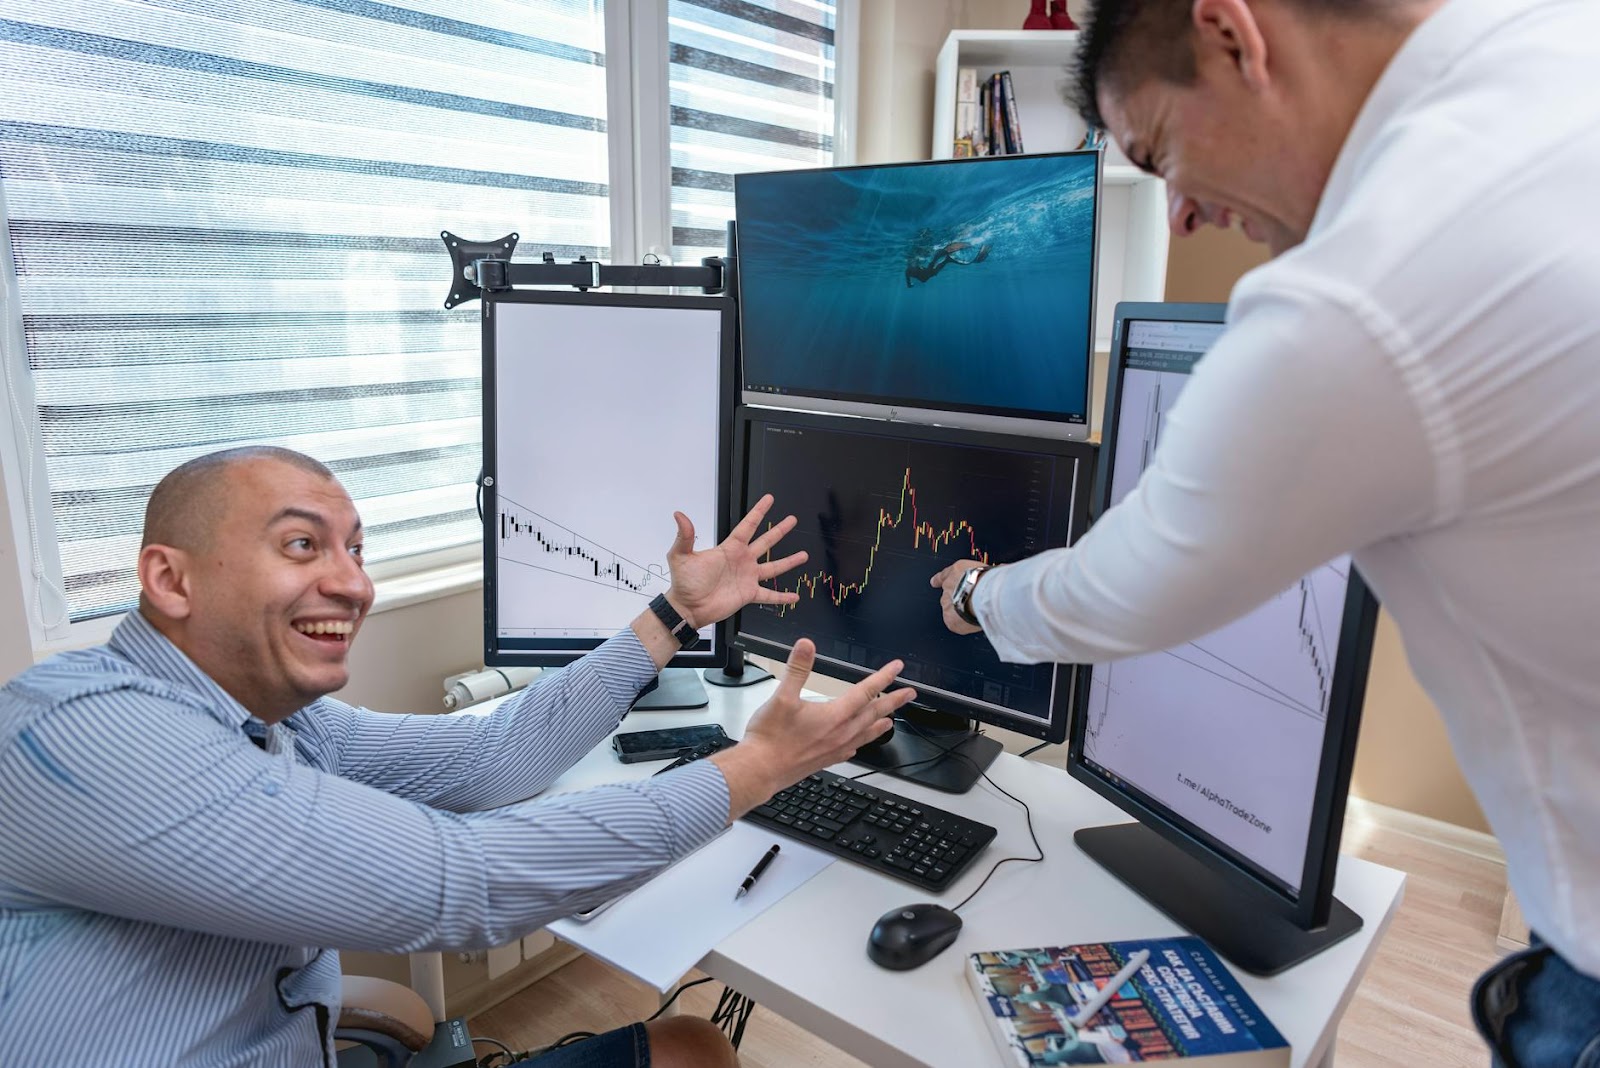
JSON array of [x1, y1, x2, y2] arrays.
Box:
[[931, 30, 1170, 433]]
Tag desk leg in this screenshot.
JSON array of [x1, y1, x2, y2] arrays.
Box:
[[409, 951, 448, 1022], [655, 987, 681, 1018], [1311, 1037, 1336, 1068]]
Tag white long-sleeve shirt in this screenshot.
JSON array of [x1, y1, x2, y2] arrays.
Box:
[[974, 0, 1600, 976]]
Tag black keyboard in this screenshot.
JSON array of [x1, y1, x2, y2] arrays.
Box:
[[741, 769, 997, 893]]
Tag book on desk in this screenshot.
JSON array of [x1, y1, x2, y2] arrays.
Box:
[[965, 936, 1288, 1066]]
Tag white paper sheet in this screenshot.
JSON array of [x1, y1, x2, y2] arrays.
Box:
[[548, 823, 835, 991]]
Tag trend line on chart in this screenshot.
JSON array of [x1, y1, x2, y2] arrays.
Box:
[[770, 466, 990, 616], [497, 497, 668, 596]]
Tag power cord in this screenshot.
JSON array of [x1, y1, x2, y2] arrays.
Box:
[[851, 717, 1046, 914], [647, 976, 716, 1019]]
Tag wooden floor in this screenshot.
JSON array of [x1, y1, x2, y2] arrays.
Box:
[[471, 802, 1507, 1066]]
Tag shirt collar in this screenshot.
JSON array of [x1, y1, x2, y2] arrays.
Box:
[[1312, 0, 1566, 235], [107, 610, 257, 732]]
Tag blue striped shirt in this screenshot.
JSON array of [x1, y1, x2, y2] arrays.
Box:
[[0, 611, 730, 1066]]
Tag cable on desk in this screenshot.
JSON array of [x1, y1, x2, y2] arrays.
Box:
[[892, 719, 1046, 914], [1018, 740, 1050, 759], [844, 722, 988, 782]]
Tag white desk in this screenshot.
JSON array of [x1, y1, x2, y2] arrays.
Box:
[[536, 675, 1406, 1068]]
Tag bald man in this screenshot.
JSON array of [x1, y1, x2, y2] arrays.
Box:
[[0, 447, 913, 1067]]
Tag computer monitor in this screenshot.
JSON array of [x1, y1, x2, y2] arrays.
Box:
[[1067, 302, 1381, 975], [482, 290, 734, 708], [734, 151, 1101, 439], [731, 408, 1094, 792]]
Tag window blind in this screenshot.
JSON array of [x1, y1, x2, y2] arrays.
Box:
[[0, 0, 609, 621], [668, 0, 835, 264]]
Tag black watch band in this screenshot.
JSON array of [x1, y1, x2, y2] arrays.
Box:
[[648, 594, 700, 650]]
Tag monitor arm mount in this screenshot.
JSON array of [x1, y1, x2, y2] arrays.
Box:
[[440, 231, 729, 308]]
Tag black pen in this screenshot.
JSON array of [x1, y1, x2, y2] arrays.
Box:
[[734, 843, 781, 900]]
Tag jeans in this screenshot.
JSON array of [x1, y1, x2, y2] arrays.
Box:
[[527, 1023, 650, 1068], [1472, 935, 1600, 1068]]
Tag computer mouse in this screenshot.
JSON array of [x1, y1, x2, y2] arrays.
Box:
[[867, 902, 963, 970]]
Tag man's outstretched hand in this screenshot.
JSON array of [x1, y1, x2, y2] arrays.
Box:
[[712, 639, 917, 820], [664, 494, 807, 629]]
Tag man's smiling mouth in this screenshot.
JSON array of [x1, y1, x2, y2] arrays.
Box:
[[293, 620, 354, 642]]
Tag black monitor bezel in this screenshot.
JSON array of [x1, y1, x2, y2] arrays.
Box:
[[1069, 301, 1381, 929], [732, 150, 1103, 428], [481, 289, 736, 668], [729, 405, 1094, 743]]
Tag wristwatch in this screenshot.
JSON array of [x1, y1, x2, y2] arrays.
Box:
[[950, 565, 992, 628], [648, 594, 700, 650]]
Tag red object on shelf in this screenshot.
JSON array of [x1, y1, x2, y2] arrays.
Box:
[[1050, 0, 1078, 29], [1023, 0, 1052, 30]]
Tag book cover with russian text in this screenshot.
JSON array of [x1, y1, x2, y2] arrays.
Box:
[[965, 937, 1289, 1065]]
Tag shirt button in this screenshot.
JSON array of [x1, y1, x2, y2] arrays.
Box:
[[264, 782, 281, 797]]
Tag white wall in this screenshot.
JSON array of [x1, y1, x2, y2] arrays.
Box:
[[855, 0, 1053, 165], [338, 589, 484, 713]]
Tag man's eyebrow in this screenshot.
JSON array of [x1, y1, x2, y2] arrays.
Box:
[[267, 507, 364, 539], [268, 507, 328, 529]]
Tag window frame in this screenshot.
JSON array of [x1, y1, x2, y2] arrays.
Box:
[[0, 0, 858, 658]]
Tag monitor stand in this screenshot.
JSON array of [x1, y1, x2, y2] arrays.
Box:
[[1074, 822, 1363, 976], [631, 668, 710, 711], [847, 706, 1002, 794], [703, 650, 774, 688]]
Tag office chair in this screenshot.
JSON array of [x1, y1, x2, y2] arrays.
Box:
[[335, 975, 437, 1068]]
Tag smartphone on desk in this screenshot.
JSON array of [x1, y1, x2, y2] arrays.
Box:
[[612, 723, 730, 764]]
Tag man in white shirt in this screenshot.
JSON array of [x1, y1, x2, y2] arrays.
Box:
[[931, 0, 1600, 1062]]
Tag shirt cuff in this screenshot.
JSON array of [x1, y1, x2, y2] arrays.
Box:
[[971, 556, 1056, 664]]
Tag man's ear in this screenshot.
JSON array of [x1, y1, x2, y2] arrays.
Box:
[[1191, 0, 1271, 91], [138, 544, 194, 621]]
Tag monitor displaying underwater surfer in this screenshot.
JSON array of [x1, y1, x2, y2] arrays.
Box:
[[734, 151, 1101, 436]]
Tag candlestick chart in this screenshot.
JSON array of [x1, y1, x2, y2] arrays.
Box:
[[738, 417, 1079, 725]]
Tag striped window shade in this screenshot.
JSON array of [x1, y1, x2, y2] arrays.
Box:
[[668, 0, 835, 265], [0, 1, 609, 623]]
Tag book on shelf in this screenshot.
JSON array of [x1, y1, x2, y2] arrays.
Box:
[[965, 936, 1290, 1066], [1000, 70, 1025, 154], [971, 70, 1022, 156], [955, 66, 981, 158]]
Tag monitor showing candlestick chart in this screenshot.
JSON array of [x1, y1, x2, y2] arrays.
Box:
[[732, 409, 1093, 739], [482, 290, 732, 666], [1069, 303, 1379, 945]]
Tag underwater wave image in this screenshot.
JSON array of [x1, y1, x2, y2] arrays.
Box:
[[735, 152, 1098, 421]]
